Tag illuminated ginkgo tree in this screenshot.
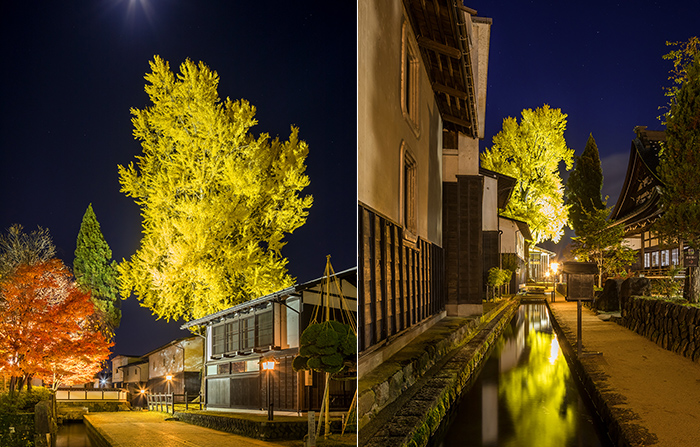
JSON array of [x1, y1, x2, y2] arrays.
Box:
[[481, 105, 574, 243], [117, 56, 313, 322]]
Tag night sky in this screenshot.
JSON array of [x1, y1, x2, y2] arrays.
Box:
[[470, 0, 698, 252], [2, 1, 697, 359], [0, 1, 356, 356]]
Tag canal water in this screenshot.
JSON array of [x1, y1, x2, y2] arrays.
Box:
[[429, 303, 612, 447], [56, 421, 93, 447]]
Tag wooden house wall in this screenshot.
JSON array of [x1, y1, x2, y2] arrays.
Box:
[[358, 204, 445, 353]]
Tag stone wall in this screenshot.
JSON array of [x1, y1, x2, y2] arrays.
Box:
[[621, 296, 700, 362], [174, 411, 324, 440]]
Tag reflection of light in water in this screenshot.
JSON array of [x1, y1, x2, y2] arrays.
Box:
[[549, 336, 560, 365]]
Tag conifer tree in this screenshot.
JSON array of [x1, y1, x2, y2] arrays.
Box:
[[74, 204, 121, 332], [117, 56, 313, 322], [565, 134, 605, 235], [656, 37, 700, 302], [481, 105, 574, 243]]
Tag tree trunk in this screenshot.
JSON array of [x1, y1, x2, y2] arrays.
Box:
[[690, 266, 700, 303], [26, 374, 33, 392]]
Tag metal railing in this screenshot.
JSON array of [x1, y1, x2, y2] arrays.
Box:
[[146, 392, 203, 414]]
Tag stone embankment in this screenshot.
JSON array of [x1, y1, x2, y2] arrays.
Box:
[[359, 297, 520, 447], [621, 296, 700, 362]]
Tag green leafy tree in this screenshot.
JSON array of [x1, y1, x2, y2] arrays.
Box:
[[656, 37, 700, 303], [481, 105, 574, 243], [117, 56, 313, 321], [565, 134, 605, 234], [572, 206, 636, 287], [74, 204, 120, 334]]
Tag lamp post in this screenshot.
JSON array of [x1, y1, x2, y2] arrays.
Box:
[[550, 262, 559, 302], [262, 359, 275, 421], [166, 374, 173, 394]]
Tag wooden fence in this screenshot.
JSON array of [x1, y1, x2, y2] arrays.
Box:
[[146, 392, 203, 414]]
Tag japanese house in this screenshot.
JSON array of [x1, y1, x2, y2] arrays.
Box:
[[609, 126, 684, 277], [359, 0, 528, 378], [180, 268, 357, 413]]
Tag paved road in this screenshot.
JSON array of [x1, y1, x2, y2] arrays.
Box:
[[84, 412, 291, 447], [549, 297, 700, 447]]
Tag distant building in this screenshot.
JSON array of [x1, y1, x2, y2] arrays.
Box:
[[181, 268, 357, 413], [110, 336, 204, 408], [528, 246, 556, 282], [609, 126, 683, 278], [144, 336, 203, 396], [111, 355, 142, 389], [499, 215, 531, 292]]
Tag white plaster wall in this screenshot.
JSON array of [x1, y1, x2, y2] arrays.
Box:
[[483, 176, 499, 231], [500, 218, 518, 253], [358, 0, 443, 245]]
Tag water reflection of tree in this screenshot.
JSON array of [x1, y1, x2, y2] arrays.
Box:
[[498, 330, 576, 447]]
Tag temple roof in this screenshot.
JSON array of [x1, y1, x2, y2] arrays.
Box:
[[609, 126, 666, 233]]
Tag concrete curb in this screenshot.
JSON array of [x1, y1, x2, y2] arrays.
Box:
[[84, 415, 114, 447]]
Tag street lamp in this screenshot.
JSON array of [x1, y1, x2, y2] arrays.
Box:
[[262, 359, 275, 421], [166, 374, 173, 394], [550, 262, 559, 302]]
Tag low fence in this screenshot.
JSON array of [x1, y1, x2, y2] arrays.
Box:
[[146, 392, 203, 414], [56, 388, 127, 402]]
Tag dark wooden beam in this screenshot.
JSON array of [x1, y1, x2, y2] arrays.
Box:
[[417, 36, 461, 59], [458, 5, 478, 16], [442, 113, 472, 129], [432, 82, 468, 99]]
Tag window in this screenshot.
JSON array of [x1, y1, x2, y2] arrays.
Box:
[[661, 250, 669, 267], [401, 21, 420, 134], [402, 145, 417, 234], [644, 252, 650, 268], [257, 311, 273, 347], [643, 231, 659, 249], [651, 251, 659, 267], [672, 248, 679, 266], [226, 321, 239, 353], [241, 317, 255, 350], [212, 325, 225, 355]]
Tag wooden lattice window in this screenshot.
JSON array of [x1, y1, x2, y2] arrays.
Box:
[[403, 147, 417, 234]]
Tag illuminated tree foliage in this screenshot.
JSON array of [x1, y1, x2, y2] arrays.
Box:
[[481, 105, 573, 243], [656, 37, 700, 303], [74, 204, 120, 335], [499, 330, 577, 447], [0, 259, 112, 392], [565, 133, 605, 234], [0, 224, 56, 280], [117, 56, 313, 321]]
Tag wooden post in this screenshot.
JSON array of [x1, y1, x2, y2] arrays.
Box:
[[307, 411, 316, 447]]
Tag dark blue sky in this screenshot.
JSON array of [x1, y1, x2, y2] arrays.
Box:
[[0, 1, 356, 356], [471, 0, 699, 252]]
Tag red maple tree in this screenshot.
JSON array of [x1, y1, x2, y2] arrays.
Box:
[[0, 259, 112, 391]]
